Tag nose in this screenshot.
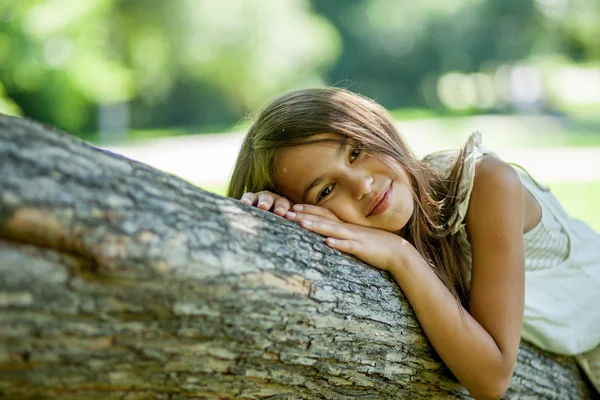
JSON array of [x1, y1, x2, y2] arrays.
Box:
[[350, 174, 373, 200]]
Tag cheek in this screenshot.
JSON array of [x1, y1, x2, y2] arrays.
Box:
[[395, 183, 415, 213], [326, 199, 358, 224], [404, 185, 415, 207]]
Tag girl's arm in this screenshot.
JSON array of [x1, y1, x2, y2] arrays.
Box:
[[285, 155, 526, 399], [390, 155, 525, 399]]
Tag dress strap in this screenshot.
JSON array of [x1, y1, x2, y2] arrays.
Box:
[[509, 162, 550, 192]]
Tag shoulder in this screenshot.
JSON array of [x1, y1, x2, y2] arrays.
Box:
[[474, 155, 521, 192], [467, 155, 523, 234]]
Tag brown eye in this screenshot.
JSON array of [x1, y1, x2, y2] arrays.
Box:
[[349, 144, 362, 162], [318, 184, 335, 202]]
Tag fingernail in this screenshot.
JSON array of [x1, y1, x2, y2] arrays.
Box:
[[286, 211, 296, 218], [275, 207, 284, 215], [241, 199, 251, 205], [327, 238, 336, 245], [303, 220, 312, 226], [293, 205, 303, 211], [258, 202, 268, 209]]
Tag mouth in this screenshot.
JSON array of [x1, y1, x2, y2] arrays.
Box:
[[367, 181, 392, 217]]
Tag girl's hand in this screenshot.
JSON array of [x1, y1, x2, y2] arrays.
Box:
[[285, 205, 410, 272], [240, 191, 294, 217], [286, 204, 342, 223]]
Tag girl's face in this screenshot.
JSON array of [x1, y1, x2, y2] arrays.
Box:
[[273, 133, 414, 233]]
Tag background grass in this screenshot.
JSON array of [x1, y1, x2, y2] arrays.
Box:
[[546, 181, 600, 231]]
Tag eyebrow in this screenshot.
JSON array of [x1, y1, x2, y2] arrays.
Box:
[[301, 139, 347, 203]]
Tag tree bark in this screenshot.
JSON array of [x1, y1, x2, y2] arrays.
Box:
[[0, 114, 594, 399]]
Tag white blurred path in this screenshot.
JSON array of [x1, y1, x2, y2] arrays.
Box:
[[104, 116, 600, 188]]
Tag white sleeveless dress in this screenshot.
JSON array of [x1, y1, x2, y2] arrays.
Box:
[[424, 132, 600, 392]]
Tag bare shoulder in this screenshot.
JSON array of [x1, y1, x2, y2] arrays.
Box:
[[473, 155, 521, 196], [466, 155, 523, 233]]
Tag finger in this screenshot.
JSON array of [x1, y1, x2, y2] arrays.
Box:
[[299, 218, 355, 240], [240, 192, 257, 206], [293, 204, 340, 221], [326, 238, 358, 255], [257, 192, 276, 211], [289, 207, 345, 227], [287, 212, 328, 223], [273, 197, 292, 216]]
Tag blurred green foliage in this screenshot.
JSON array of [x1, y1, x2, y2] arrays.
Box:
[[1, 0, 599, 140], [0, 0, 340, 137]]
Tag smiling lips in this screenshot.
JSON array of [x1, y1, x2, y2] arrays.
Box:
[[367, 182, 392, 216]]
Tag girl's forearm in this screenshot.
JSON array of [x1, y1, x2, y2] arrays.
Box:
[[389, 246, 513, 399]]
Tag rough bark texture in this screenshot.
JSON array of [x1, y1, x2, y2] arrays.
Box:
[[0, 114, 594, 399]]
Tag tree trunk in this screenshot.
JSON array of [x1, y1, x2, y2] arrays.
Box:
[[0, 114, 594, 399]]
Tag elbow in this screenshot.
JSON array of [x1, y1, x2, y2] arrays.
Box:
[[463, 350, 516, 400], [468, 374, 511, 400]]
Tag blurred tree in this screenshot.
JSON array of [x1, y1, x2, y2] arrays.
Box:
[[546, 0, 600, 60], [0, 0, 133, 135], [0, 0, 340, 139], [124, 0, 340, 129], [313, 0, 538, 109], [313, 0, 599, 111], [0, 0, 597, 138]]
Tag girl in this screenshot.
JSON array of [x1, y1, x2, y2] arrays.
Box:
[[227, 88, 600, 398]]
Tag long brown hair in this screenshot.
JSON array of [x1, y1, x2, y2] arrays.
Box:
[[228, 88, 471, 307]]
